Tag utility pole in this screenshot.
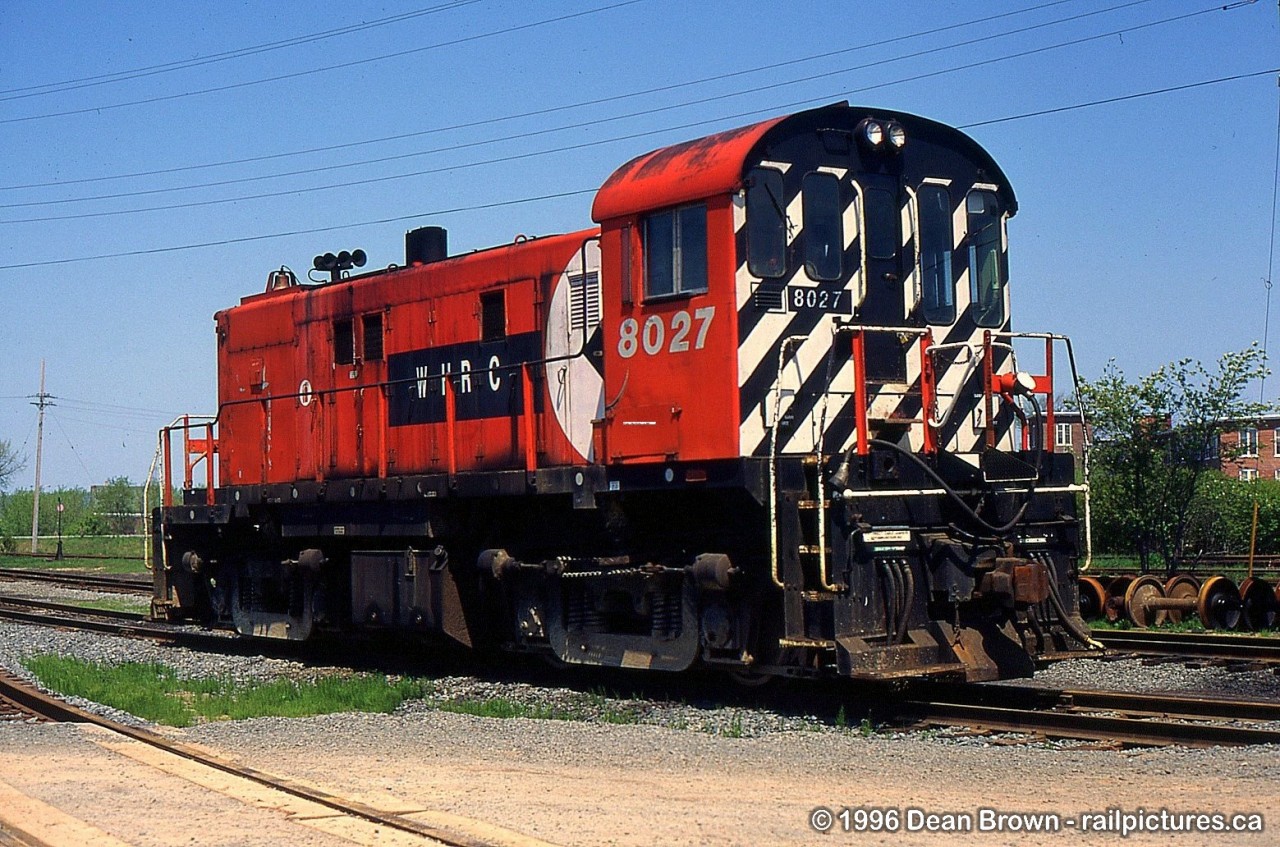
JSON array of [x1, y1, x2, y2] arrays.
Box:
[[29, 361, 53, 554]]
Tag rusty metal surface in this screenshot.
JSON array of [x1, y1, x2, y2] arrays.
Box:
[[591, 115, 787, 221], [891, 680, 1280, 747], [899, 699, 1280, 747], [0, 671, 84, 725]]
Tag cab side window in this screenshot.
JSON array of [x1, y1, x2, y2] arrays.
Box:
[[967, 190, 1005, 327], [746, 168, 786, 278], [919, 184, 955, 324], [644, 203, 707, 298], [802, 171, 843, 281]]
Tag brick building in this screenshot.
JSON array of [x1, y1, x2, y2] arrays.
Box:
[[1039, 411, 1280, 481], [1049, 410, 1089, 466], [1218, 416, 1280, 481]]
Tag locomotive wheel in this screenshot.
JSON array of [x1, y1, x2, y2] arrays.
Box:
[[1197, 575, 1242, 631], [1239, 577, 1276, 631], [1124, 575, 1168, 629], [1103, 576, 1134, 623], [1077, 576, 1107, 621], [1163, 574, 1200, 624], [728, 669, 776, 689]]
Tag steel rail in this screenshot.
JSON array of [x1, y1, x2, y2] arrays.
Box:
[[0, 670, 57, 724], [897, 699, 1280, 747], [1092, 630, 1280, 663], [0, 597, 147, 621], [0, 672, 511, 847], [0, 567, 151, 594], [896, 681, 1280, 747], [1060, 688, 1280, 722], [0, 599, 242, 654]]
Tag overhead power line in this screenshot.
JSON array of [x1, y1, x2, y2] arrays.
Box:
[[959, 67, 1280, 127], [0, 0, 1091, 191], [0, 0, 483, 101], [4, 65, 1277, 272], [0, 0, 647, 125], [0, 0, 1250, 224], [1, 0, 1165, 208], [0, 188, 599, 270]]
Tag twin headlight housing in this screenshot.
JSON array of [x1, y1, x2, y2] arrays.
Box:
[[857, 118, 906, 153]]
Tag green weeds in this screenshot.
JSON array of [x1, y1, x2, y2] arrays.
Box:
[[23, 655, 430, 728]]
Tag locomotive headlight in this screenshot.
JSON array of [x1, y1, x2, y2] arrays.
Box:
[[858, 119, 885, 149], [886, 122, 906, 150]]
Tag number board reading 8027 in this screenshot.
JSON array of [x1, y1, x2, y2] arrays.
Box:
[[788, 285, 853, 313]]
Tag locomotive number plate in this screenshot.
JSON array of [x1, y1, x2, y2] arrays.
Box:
[[787, 285, 852, 313]]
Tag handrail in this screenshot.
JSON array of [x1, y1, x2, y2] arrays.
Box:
[[996, 330, 1093, 572], [840, 324, 936, 456], [155, 415, 217, 509], [768, 335, 808, 590]]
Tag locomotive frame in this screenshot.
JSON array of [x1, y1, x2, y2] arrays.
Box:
[[153, 103, 1097, 682]]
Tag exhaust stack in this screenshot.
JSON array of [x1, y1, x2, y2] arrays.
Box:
[[406, 226, 448, 265]]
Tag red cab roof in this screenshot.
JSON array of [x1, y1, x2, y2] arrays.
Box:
[[591, 114, 787, 222]]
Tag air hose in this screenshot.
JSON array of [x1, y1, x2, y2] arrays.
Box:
[[839, 392, 1046, 537], [1047, 576, 1106, 650]]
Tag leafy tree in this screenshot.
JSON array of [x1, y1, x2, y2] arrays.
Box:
[[1075, 345, 1271, 572], [0, 486, 91, 548], [85, 477, 143, 536], [1185, 474, 1280, 556], [0, 439, 22, 492]]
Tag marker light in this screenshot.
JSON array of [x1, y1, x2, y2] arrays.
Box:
[[859, 119, 885, 148], [887, 122, 907, 150]]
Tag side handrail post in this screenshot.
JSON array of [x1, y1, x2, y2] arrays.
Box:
[[852, 329, 869, 456], [919, 330, 937, 454], [982, 331, 996, 448], [162, 428, 173, 508], [204, 423, 215, 505], [444, 375, 458, 476], [521, 364, 537, 472], [181, 414, 194, 490]]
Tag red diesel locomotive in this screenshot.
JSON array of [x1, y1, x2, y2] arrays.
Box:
[[154, 102, 1095, 681]]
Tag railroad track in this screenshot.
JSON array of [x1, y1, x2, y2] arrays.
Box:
[[0, 671, 548, 847], [4, 593, 1278, 749], [0, 597, 244, 655], [897, 681, 1280, 748], [0, 671, 56, 725], [1092, 629, 1280, 665], [0, 567, 151, 594]]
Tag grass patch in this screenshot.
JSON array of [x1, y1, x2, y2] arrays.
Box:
[[0, 535, 150, 574], [1087, 617, 1279, 636], [719, 712, 744, 738], [67, 597, 152, 615], [1089, 617, 1204, 633], [435, 696, 578, 721], [22, 655, 431, 728], [584, 687, 641, 725]]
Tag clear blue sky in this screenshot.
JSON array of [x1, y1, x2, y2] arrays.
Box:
[[1, 0, 1278, 490]]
